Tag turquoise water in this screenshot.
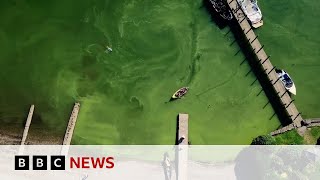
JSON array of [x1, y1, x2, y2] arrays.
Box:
[[0, 0, 318, 144]]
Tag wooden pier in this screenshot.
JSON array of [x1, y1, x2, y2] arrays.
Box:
[[270, 124, 295, 136], [20, 105, 34, 145], [62, 102, 80, 145], [61, 102, 80, 155], [18, 105, 35, 154], [177, 113, 189, 145], [227, 0, 303, 127], [176, 113, 189, 180], [270, 118, 320, 136]]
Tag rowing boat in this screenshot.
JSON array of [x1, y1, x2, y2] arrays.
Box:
[[171, 87, 189, 100]]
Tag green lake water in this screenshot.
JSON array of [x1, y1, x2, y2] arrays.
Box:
[[0, 0, 318, 144]]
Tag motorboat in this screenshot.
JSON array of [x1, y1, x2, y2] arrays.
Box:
[[237, 0, 263, 28], [209, 0, 233, 20], [276, 69, 296, 95], [171, 87, 189, 100]]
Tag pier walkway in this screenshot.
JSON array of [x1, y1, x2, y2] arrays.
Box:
[[61, 103, 80, 155], [177, 113, 189, 145], [176, 113, 189, 180], [62, 102, 80, 145], [227, 0, 303, 127], [270, 118, 320, 136], [20, 105, 34, 145]]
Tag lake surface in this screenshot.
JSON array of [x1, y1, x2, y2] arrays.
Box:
[[0, 0, 318, 144]]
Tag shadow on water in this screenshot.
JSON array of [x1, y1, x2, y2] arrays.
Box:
[[227, 18, 292, 126], [175, 115, 179, 145], [202, 0, 229, 29]]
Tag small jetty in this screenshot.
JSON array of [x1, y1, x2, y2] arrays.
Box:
[[61, 103, 80, 155], [177, 113, 189, 145], [62, 102, 80, 145], [18, 105, 35, 154], [227, 0, 303, 128], [176, 113, 189, 180], [20, 105, 35, 145]]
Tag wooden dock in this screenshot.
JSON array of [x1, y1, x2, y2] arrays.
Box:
[[227, 0, 303, 127], [20, 105, 34, 145], [62, 102, 80, 145], [176, 113, 189, 180], [18, 105, 35, 154], [61, 102, 80, 155], [270, 124, 295, 136], [270, 118, 320, 136], [177, 113, 189, 145]]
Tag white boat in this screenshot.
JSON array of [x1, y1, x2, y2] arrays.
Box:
[[209, 0, 233, 20], [276, 69, 296, 95], [237, 0, 263, 28]]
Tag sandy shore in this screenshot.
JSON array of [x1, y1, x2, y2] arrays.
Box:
[[0, 125, 63, 145]]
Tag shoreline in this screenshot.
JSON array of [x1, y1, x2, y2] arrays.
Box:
[[0, 125, 63, 145]]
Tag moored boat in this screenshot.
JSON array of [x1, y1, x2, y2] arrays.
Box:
[[209, 0, 233, 20], [171, 87, 189, 100], [237, 0, 263, 28], [276, 69, 296, 95]]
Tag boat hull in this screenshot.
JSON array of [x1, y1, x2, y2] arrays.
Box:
[[171, 87, 189, 100], [237, 0, 263, 28], [209, 0, 233, 20], [276, 69, 297, 95], [252, 20, 263, 28], [288, 85, 297, 95]]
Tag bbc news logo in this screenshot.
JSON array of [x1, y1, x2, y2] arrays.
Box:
[[15, 156, 114, 170], [15, 156, 65, 170]]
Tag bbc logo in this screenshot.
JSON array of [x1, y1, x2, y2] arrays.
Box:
[[15, 155, 65, 170]]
